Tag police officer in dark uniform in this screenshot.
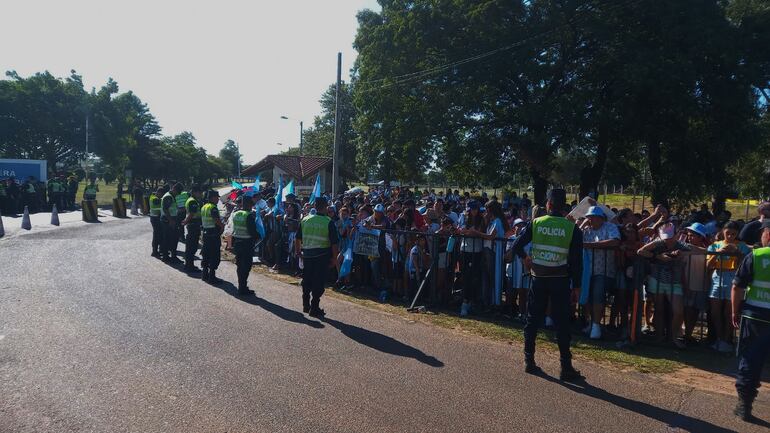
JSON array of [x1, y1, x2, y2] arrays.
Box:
[[510, 188, 583, 381], [231, 195, 260, 296], [182, 185, 203, 273], [161, 183, 183, 264], [731, 219, 770, 422], [149, 185, 166, 258], [200, 190, 224, 284], [294, 197, 339, 318]]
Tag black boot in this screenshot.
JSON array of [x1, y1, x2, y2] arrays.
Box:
[[201, 267, 210, 282], [209, 270, 223, 284], [524, 357, 543, 375], [302, 293, 311, 314], [308, 299, 325, 318], [559, 363, 584, 382], [734, 397, 754, 422]]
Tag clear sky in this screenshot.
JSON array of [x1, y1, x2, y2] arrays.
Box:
[[0, 0, 381, 164]]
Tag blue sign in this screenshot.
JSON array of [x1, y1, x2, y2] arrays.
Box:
[[0, 159, 48, 182]]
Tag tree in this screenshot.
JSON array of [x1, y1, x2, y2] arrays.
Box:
[[218, 139, 241, 177]]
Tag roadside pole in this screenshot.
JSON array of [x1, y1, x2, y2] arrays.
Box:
[[332, 52, 342, 197]]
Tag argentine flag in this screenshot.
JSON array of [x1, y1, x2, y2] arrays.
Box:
[[309, 173, 321, 204], [273, 175, 284, 215], [282, 179, 295, 198]]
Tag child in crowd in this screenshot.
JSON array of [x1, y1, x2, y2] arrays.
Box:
[[706, 221, 751, 353], [390, 218, 408, 298], [407, 235, 427, 301]]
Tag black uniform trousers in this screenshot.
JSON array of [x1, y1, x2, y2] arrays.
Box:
[[201, 229, 221, 271], [185, 222, 201, 266], [736, 316, 770, 402], [150, 216, 162, 254], [302, 252, 331, 310], [161, 217, 179, 259], [176, 209, 186, 244], [524, 276, 572, 366], [233, 238, 255, 289]]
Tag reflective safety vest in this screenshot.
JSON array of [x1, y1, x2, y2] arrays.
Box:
[[232, 210, 252, 239], [161, 192, 178, 218], [84, 184, 97, 197], [185, 196, 200, 220], [530, 215, 574, 275], [300, 214, 331, 249], [26, 183, 36, 193], [149, 194, 161, 217], [747, 247, 770, 311], [176, 191, 189, 209], [201, 203, 218, 229]]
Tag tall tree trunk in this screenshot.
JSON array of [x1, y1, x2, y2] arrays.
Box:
[[647, 140, 668, 208], [579, 135, 609, 199], [531, 168, 548, 206]]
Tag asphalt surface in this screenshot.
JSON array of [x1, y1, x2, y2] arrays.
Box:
[[1, 218, 768, 433]]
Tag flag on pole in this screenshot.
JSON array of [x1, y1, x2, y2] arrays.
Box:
[[254, 174, 260, 192], [231, 180, 243, 190], [309, 173, 321, 204], [282, 179, 295, 198], [255, 211, 266, 239], [244, 174, 261, 197], [273, 175, 284, 214]]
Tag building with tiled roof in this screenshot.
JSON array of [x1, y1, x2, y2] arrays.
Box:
[[241, 155, 334, 194]]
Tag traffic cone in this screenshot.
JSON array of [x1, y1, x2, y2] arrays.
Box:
[[130, 200, 138, 216], [51, 204, 60, 226], [0, 214, 5, 237], [21, 206, 31, 230]]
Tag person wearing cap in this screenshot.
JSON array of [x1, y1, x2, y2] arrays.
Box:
[[637, 222, 690, 348], [181, 185, 203, 273], [580, 206, 620, 340], [200, 190, 225, 284], [231, 195, 260, 296], [509, 188, 583, 380], [295, 197, 339, 317], [366, 203, 391, 301], [706, 221, 751, 353], [148, 186, 166, 258], [738, 202, 770, 247], [677, 222, 710, 344], [730, 219, 770, 421], [161, 183, 184, 265]]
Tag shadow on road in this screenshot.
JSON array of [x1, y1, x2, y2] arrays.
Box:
[[541, 375, 761, 432], [213, 280, 324, 329], [321, 317, 444, 368]]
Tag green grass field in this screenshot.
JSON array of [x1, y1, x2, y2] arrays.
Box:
[[76, 180, 118, 206]]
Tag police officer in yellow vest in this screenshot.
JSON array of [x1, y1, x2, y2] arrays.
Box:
[[181, 185, 203, 273], [83, 179, 98, 202], [149, 186, 166, 258], [294, 197, 339, 318], [510, 188, 583, 381], [730, 219, 770, 422], [201, 190, 224, 284], [161, 183, 184, 264], [232, 195, 261, 295], [175, 186, 190, 244]]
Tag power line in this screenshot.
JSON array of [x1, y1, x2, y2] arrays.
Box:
[[357, 0, 643, 94]]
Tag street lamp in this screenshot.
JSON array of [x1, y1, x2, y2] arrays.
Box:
[[280, 116, 303, 155]]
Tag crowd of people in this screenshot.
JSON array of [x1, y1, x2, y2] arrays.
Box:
[[0, 174, 80, 215], [215, 183, 768, 355]]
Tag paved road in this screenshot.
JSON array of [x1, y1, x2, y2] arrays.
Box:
[[1, 218, 768, 433]]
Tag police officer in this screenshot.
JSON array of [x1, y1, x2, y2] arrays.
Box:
[[83, 178, 98, 202], [182, 185, 203, 273], [201, 190, 224, 284], [175, 185, 190, 244], [510, 188, 583, 381], [231, 195, 260, 295], [149, 186, 166, 258], [294, 197, 339, 318], [161, 183, 183, 264], [731, 219, 770, 421]]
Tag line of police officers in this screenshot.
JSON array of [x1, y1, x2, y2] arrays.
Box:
[[146, 185, 338, 317]]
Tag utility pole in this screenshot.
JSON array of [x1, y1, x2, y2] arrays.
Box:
[[236, 142, 241, 179], [300, 121, 304, 156], [332, 52, 342, 197]]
